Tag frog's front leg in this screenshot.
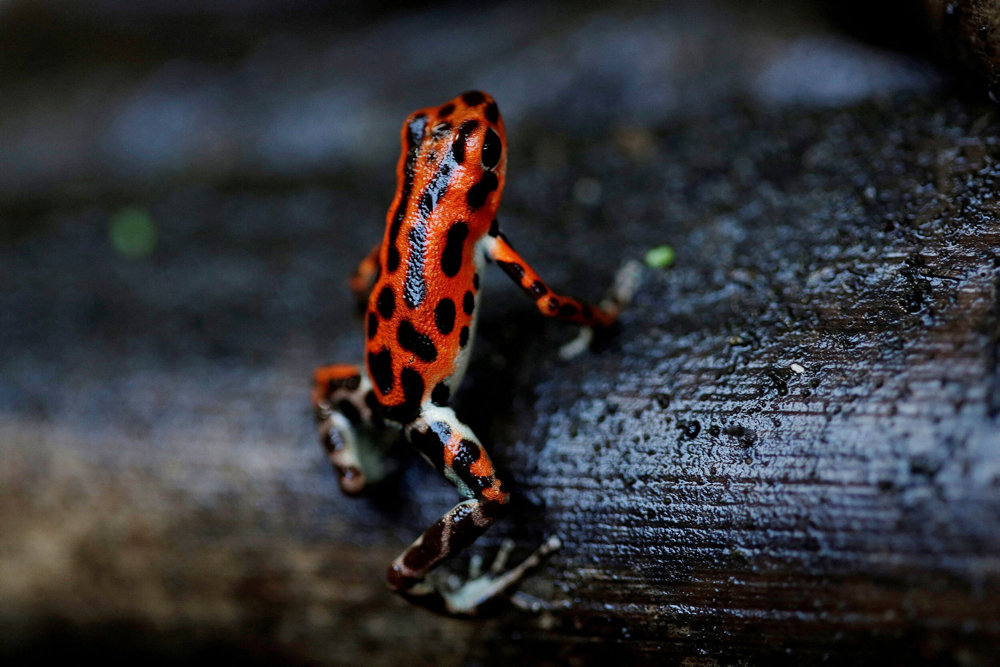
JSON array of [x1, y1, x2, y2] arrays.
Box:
[[386, 406, 558, 616], [484, 228, 638, 356], [312, 363, 391, 495]]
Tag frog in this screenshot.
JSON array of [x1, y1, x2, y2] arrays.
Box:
[[311, 90, 635, 616]]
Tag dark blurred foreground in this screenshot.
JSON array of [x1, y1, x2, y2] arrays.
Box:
[[1, 1, 999, 665]]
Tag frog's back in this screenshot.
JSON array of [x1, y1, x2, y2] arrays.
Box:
[[365, 91, 507, 422]]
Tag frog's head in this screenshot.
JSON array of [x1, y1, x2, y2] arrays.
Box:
[[398, 91, 506, 221]]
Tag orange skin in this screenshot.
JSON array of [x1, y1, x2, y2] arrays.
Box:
[[310, 91, 621, 616], [364, 92, 507, 421]]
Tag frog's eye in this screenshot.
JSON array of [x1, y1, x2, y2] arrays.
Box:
[[481, 129, 501, 170]]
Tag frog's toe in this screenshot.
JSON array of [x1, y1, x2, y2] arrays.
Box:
[[440, 535, 561, 616]]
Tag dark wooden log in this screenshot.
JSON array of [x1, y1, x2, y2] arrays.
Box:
[[1, 3, 999, 665], [923, 0, 1000, 99]]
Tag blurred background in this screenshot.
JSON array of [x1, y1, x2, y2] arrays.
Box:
[[1, 0, 998, 664]]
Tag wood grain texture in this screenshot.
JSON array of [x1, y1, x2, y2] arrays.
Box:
[[1, 3, 998, 665], [495, 99, 1000, 663]]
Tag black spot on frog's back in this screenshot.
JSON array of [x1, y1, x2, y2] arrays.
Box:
[[397, 320, 438, 362], [441, 222, 469, 278], [377, 286, 396, 319], [368, 348, 394, 395], [435, 298, 456, 335], [467, 171, 499, 209], [386, 244, 400, 272], [382, 367, 425, 424]]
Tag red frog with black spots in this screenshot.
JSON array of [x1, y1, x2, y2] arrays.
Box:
[[311, 91, 634, 615]]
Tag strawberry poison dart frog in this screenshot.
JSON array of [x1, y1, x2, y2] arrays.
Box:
[[311, 91, 632, 615]]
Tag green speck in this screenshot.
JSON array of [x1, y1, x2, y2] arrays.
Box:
[[109, 207, 157, 259], [645, 244, 675, 269]]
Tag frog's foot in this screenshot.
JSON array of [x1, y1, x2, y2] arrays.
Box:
[[559, 326, 594, 359], [317, 409, 367, 495], [560, 259, 644, 359], [313, 364, 393, 496], [607, 258, 644, 311], [440, 535, 562, 616]]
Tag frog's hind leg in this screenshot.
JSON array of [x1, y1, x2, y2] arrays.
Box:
[[312, 363, 392, 495], [387, 406, 559, 616]]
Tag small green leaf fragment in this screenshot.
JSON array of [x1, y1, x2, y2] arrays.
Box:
[[645, 244, 675, 269], [109, 207, 157, 259]]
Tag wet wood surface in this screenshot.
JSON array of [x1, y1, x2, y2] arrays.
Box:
[[1, 2, 999, 664]]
